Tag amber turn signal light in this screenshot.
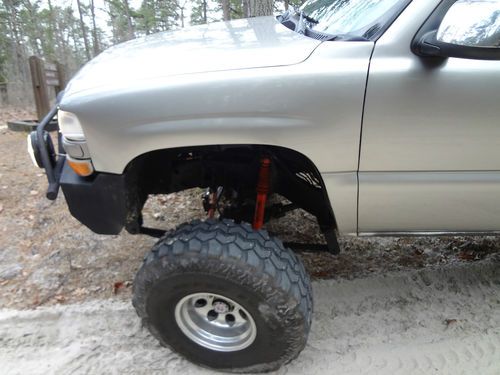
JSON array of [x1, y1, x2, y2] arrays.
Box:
[[67, 158, 94, 177]]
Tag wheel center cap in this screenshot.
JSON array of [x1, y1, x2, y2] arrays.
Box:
[[213, 301, 229, 314]]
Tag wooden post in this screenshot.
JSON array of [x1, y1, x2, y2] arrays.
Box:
[[29, 56, 67, 121], [0, 82, 7, 105], [29, 56, 50, 121], [56, 62, 67, 92]]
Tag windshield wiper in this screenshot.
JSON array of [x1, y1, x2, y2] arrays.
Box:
[[297, 10, 319, 25], [295, 10, 318, 34], [329, 34, 370, 41], [278, 8, 368, 42], [278, 7, 318, 34]]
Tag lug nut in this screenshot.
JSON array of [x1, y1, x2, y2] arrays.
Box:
[[207, 310, 218, 321]]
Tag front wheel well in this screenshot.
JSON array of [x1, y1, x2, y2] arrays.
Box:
[[122, 144, 337, 236]]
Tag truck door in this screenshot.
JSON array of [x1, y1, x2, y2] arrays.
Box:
[[358, 0, 500, 233]]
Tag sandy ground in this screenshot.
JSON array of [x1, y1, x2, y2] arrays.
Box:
[[1, 259, 498, 375], [1, 108, 500, 373]]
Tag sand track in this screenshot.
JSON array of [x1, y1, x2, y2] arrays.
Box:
[[1, 258, 498, 375]]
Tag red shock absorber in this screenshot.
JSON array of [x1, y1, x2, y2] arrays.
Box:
[[252, 157, 271, 230]]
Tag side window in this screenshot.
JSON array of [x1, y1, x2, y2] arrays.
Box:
[[437, 0, 500, 48]]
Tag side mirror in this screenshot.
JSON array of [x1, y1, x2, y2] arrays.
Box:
[[414, 0, 499, 60]]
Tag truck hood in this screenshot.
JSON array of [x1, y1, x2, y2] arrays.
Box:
[[64, 17, 321, 97]]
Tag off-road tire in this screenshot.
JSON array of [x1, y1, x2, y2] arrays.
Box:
[[132, 219, 313, 373]]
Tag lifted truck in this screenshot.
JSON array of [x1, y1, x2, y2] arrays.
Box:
[[28, 0, 499, 372]]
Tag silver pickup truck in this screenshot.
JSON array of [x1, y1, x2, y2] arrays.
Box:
[[28, 0, 499, 372]]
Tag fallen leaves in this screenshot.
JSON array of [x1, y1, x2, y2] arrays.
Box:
[[113, 280, 132, 295], [457, 250, 481, 261]]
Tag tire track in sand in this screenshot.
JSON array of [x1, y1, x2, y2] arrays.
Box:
[[0, 258, 498, 374]]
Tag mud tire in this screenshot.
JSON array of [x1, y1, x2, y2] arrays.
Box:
[[132, 219, 312, 372]]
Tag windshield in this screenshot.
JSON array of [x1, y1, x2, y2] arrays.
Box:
[[299, 0, 410, 39]]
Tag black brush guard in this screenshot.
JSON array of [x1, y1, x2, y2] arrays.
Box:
[[32, 105, 128, 234], [33, 105, 66, 200]]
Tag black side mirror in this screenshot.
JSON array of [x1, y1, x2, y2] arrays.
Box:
[[414, 0, 500, 61], [415, 30, 499, 60]]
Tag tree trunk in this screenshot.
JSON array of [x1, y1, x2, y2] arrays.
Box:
[[203, 0, 207, 23], [178, 0, 187, 28], [4, 0, 24, 75], [76, 0, 92, 61], [242, 0, 249, 18], [90, 0, 100, 55], [46, 0, 58, 60], [23, 0, 43, 55], [248, 0, 273, 17], [221, 0, 230, 21], [123, 0, 135, 39]]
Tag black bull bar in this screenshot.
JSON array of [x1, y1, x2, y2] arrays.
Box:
[[31, 105, 66, 200]]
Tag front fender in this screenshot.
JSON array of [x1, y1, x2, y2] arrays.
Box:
[[60, 42, 373, 176]]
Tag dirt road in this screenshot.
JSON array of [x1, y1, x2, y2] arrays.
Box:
[[1, 108, 499, 374], [1, 258, 498, 375]]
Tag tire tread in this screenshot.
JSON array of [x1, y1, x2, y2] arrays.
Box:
[[132, 219, 313, 372]]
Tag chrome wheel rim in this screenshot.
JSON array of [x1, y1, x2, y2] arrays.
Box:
[[174, 292, 257, 352]]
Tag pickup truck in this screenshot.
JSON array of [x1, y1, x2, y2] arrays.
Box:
[[27, 0, 499, 372]]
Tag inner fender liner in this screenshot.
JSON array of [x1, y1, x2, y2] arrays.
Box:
[[60, 162, 127, 234]]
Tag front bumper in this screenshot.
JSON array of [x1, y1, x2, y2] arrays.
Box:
[[29, 105, 127, 234], [60, 163, 127, 234]]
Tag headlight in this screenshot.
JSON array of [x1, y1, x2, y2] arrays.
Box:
[[58, 110, 94, 177], [58, 110, 85, 140]]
